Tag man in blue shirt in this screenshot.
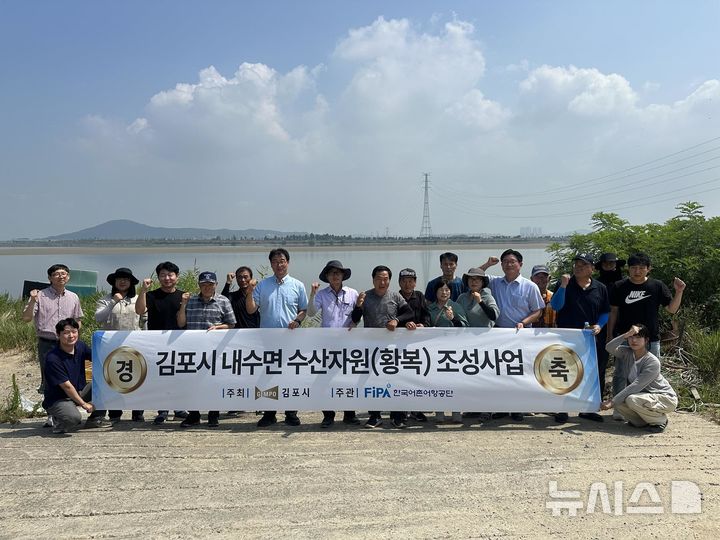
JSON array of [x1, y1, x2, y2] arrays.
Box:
[[246, 249, 308, 427]]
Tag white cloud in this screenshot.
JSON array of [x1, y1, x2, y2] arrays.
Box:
[[519, 65, 638, 117], [61, 17, 720, 237]]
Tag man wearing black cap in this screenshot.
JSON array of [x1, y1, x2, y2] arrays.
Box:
[[550, 253, 610, 422], [593, 253, 625, 401], [177, 271, 236, 428], [595, 253, 626, 293], [308, 260, 360, 427]]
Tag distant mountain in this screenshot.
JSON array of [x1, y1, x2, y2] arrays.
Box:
[[42, 220, 302, 240]]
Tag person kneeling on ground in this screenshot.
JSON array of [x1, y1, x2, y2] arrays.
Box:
[[600, 324, 677, 432], [43, 318, 107, 434]]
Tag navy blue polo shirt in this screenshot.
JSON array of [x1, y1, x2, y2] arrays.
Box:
[[42, 341, 91, 410], [555, 278, 610, 329]]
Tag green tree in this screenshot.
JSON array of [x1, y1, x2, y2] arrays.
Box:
[[547, 202, 720, 327]]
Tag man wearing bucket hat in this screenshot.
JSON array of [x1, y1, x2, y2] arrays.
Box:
[[308, 260, 361, 428], [92, 267, 145, 424]]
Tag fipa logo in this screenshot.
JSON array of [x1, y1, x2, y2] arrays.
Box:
[[255, 386, 279, 400]]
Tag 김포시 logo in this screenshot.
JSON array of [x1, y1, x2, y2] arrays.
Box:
[[255, 386, 279, 400]]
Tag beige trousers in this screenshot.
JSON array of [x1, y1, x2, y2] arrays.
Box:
[[615, 393, 677, 427]]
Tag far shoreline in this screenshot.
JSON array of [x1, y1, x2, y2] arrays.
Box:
[[0, 241, 554, 256]]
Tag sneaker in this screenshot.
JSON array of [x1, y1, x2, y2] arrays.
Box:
[[409, 412, 428, 422], [174, 410, 189, 419], [554, 413, 569, 423], [579, 412, 604, 422], [364, 417, 383, 429], [646, 421, 668, 433], [342, 413, 361, 425], [153, 413, 168, 425], [320, 414, 334, 428], [180, 416, 201, 428], [391, 418, 407, 429], [84, 418, 111, 429], [131, 413, 145, 423], [612, 410, 624, 421], [257, 414, 277, 428], [510, 413, 524, 421], [207, 417, 219, 428], [43, 416, 55, 428], [284, 414, 301, 426], [51, 426, 66, 435]]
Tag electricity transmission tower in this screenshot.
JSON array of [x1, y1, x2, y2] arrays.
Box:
[[419, 173, 433, 238]]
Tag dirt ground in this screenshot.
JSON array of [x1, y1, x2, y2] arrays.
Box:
[[1, 351, 718, 539]]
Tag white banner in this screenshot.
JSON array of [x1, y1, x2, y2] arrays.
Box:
[[92, 328, 600, 412]]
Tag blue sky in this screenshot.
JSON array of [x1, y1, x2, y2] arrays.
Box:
[[1, 1, 719, 239]]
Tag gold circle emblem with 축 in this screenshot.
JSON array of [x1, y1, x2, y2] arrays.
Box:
[[534, 345, 585, 395], [103, 346, 147, 394]]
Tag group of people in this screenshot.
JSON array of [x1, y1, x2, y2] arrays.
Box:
[[23, 247, 685, 435]]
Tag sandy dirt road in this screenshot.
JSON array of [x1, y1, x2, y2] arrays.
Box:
[[1, 353, 718, 539]]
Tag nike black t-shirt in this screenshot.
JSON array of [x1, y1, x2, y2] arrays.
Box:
[[610, 278, 671, 341]]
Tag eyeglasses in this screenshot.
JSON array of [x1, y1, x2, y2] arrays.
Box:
[[51, 272, 69, 278]]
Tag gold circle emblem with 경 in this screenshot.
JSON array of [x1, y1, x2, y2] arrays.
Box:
[[534, 345, 585, 395], [103, 346, 147, 393]]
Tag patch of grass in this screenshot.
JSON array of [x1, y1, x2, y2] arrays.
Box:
[[0, 294, 36, 354], [0, 374, 23, 424], [684, 326, 720, 384]]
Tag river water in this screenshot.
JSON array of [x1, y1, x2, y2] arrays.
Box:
[[0, 246, 552, 297]]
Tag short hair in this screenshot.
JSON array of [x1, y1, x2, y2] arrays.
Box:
[[439, 252, 458, 263], [632, 323, 651, 339], [55, 317, 79, 334], [235, 266, 253, 278], [500, 249, 523, 263], [372, 265, 392, 279], [47, 264, 70, 276], [433, 279, 452, 294], [269, 248, 290, 262], [155, 261, 180, 276], [627, 252, 651, 267]]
